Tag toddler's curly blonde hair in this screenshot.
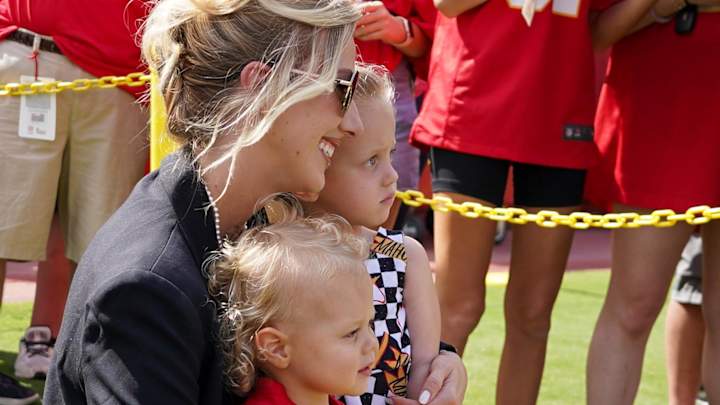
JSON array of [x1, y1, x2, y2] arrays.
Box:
[[207, 198, 369, 396]]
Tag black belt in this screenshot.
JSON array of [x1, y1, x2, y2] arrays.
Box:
[[7, 29, 63, 55]]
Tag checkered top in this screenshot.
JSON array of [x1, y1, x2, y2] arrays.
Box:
[[341, 228, 412, 405]]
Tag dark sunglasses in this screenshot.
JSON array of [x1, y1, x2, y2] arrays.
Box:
[[334, 68, 359, 114], [231, 61, 359, 114]]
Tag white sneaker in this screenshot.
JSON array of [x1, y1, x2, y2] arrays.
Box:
[[14, 326, 54, 380]]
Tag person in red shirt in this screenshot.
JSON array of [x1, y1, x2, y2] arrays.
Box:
[[0, 0, 150, 390], [353, 0, 435, 226], [409, 0, 658, 402], [584, 1, 720, 403]]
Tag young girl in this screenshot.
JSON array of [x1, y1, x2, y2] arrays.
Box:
[[305, 66, 441, 405], [353, 0, 436, 227], [208, 207, 379, 404]]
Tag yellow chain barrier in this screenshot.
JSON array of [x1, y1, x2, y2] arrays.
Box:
[[0, 71, 177, 169], [395, 189, 720, 229], [0, 72, 150, 96], [3, 73, 720, 229]]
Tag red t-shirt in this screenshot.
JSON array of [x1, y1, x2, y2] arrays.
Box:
[[0, 0, 151, 98], [411, 0, 616, 169], [585, 14, 720, 211], [244, 378, 345, 405], [355, 0, 436, 79]]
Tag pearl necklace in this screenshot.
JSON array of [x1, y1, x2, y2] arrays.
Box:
[[203, 184, 222, 247]]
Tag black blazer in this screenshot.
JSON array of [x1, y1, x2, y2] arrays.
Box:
[[44, 153, 234, 404]]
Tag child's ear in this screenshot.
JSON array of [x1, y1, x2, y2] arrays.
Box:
[[239, 61, 272, 89], [255, 327, 291, 369]]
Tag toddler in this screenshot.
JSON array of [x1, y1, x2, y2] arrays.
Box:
[[208, 205, 379, 405]]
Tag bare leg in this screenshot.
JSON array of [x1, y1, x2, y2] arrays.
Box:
[[587, 205, 693, 405], [701, 221, 720, 403], [665, 301, 704, 405], [433, 192, 497, 355], [496, 206, 577, 405]]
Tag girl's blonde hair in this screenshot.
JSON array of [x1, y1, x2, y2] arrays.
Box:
[[141, 0, 360, 180], [207, 198, 368, 396], [355, 64, 395, 105]]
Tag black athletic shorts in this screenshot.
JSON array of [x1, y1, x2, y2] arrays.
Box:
[[429, 147, 586, 207]]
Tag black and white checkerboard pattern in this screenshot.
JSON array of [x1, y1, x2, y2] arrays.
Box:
[[342, 229, 412, 405]]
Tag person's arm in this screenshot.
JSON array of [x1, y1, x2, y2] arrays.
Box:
[[403, 236, 442, 403], [433, 0, 489, 18], [590, 0, 659, 50], [355, 1, 430, 58], [620, 0, 720, 37], [391, 351, 468, 405], [81, 270, 206, 404]]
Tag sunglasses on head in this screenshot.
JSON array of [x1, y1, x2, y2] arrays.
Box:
[[289, 66, 359, 115], [229, 61, 360, 115], [334, 68, 359, 115]]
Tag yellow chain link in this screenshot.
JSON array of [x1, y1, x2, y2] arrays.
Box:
[[3, 73, 718, 231], [395, 190, 720, 229], [0, 72, 150, 97]]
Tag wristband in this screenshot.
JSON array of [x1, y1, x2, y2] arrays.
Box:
[[392, 16, 413, 47], [439, 341, 458, 354]]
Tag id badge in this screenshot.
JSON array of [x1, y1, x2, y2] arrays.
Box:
[[18, 75, 57, 142]]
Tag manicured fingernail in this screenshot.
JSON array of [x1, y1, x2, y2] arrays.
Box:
[[419, 390, 431, 404]]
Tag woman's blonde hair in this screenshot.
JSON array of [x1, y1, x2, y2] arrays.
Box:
[[142, 0, 360, 179], [207, 198, 368, 396]]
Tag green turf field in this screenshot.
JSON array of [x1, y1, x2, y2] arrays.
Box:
[[0, 270, 668, 404], [463, 270, 668, 404]]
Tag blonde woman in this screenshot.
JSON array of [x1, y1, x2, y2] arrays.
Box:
[[43, 0, 466, 404]]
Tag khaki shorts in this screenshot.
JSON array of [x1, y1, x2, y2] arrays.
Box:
[[0, 40, 147, 262]]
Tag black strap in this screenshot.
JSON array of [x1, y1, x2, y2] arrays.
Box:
[[439, 341, 458, 354], [8, 29, 63, 55]]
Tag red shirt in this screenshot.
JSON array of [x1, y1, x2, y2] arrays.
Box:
[[244, 378, 345, 405], [411, 0, 616, 169], [0, 0, 151, 98], [355, 0, 436, 79], [586, 14, 720, 211]]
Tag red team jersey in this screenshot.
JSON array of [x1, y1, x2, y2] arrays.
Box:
[[586, 13, 720, 212], [411, 0, 616, 169], [0, 0, 150, 98]]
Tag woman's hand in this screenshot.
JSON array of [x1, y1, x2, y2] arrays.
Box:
[[355, 1, 407, 44], [391, 351, 467, 405]]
